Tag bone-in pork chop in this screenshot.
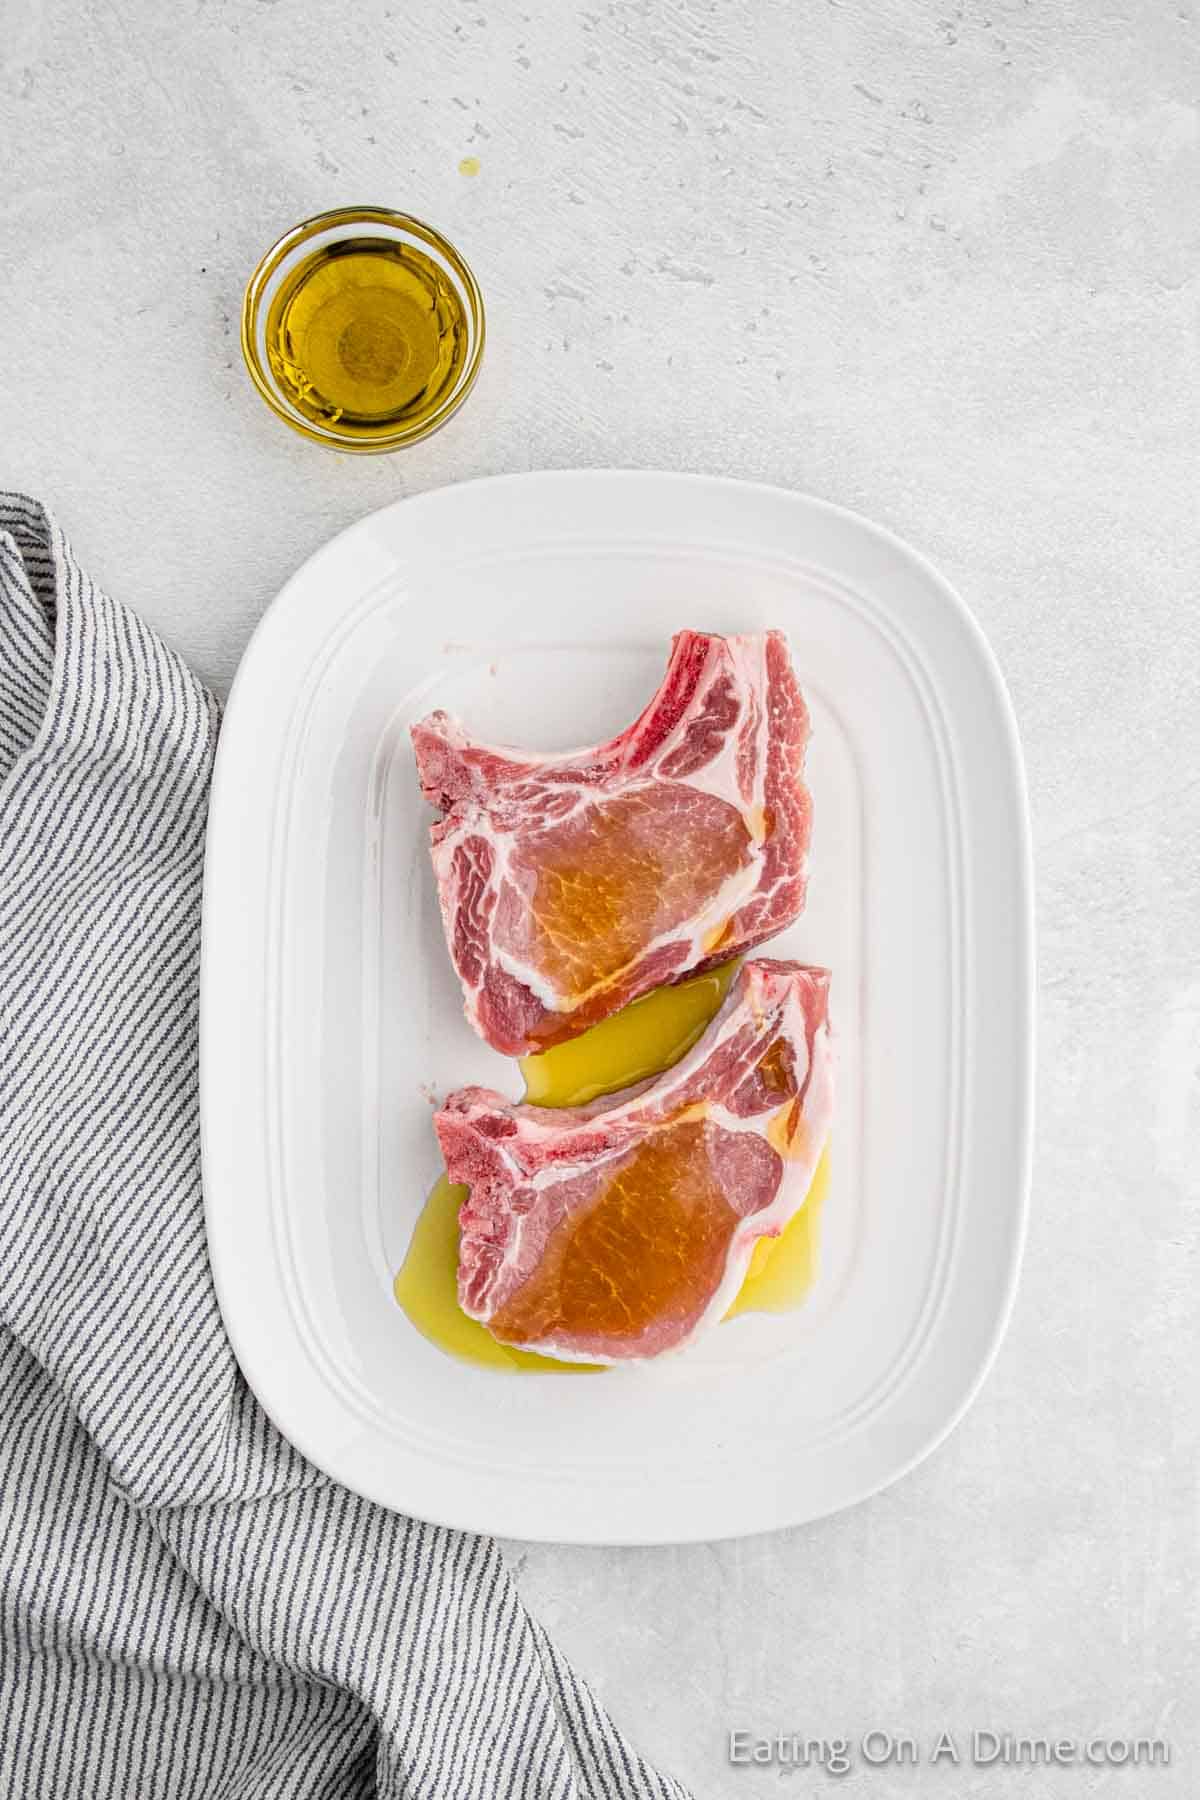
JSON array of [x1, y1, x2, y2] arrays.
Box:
[[435, 959, 834, 1363], [411, 631, 812, 1054]]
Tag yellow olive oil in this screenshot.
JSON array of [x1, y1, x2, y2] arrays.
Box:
[[724, 1148, 828, 1319], [265, 238, 469, 442], [518, 960, 740, 1108], [393, 1174, 598, 1373]]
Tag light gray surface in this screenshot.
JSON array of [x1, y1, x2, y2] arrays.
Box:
[[4, 1, 1198, 1795]]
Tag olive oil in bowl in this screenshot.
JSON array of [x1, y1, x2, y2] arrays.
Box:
[[242, 208, 484, 452]]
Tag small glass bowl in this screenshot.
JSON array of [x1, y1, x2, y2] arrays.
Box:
[[241, 205, 485, 453]]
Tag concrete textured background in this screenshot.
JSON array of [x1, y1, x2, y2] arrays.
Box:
[[4, 0, 1199, 1794]]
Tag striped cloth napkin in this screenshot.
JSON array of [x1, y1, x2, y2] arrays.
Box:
[[0, 494, 690, 1800]]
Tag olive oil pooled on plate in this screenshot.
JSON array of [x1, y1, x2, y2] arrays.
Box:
[[394, 1174, 596, 1374], [266, 237, 469, 442], [395, 962, 829, 1372]]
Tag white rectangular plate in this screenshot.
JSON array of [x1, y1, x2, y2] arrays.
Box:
[[201, 471, 1033, 1544]]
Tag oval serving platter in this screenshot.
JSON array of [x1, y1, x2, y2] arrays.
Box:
[[200, 471, 1034, 1545]]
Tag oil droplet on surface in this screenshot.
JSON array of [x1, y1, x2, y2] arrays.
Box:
[[265, 238, 468, 442], [458, 155, 481, 177], [395, 961, 827, 1368]]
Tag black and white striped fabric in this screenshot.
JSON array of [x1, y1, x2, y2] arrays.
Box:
[[0, 495, 690, 1800]]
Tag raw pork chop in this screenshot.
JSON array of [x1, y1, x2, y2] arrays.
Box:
[[435, 959, 834, 1363], [412, 630, 812, 1055]]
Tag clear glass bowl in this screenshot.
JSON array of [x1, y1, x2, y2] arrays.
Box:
[[241, 206, 485, 453]]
